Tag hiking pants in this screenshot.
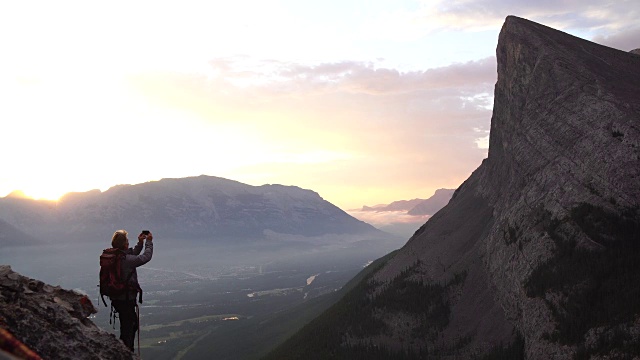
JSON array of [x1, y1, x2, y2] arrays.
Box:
[[111, 299, 138, 351]]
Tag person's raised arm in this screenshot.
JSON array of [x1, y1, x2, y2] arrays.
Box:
[[132, 233, 145, 255], [129, 232, 154, 267]]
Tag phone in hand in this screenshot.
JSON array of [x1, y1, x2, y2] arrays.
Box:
[[141, 230, 150, 235]]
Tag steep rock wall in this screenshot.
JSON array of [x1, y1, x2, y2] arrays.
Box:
[[369, 16, 640, 358]]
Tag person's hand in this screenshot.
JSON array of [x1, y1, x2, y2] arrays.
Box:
[[137, 233, 145, 242], [146, 232, 153, 242]]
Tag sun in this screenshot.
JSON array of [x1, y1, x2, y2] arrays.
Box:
[[19, 187, 67, 202]]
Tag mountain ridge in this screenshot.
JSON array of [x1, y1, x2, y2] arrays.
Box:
[[0, 175, 384, 243], [265, 15, 640, 359], [407, 188, 455, 215], [357, 188, 455, 215]]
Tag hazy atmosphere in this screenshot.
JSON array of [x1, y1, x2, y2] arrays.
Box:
[[1, 0, 638, 210], [2, 2, 640, 360]]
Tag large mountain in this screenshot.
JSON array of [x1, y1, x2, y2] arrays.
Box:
[[0, 175, 382, 243], [266, 16, 640, 359]]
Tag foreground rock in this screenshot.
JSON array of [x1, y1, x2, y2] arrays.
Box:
[[0, 265, 135, 360]]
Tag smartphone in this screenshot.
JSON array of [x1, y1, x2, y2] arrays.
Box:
[[141, 230, 150, 235]]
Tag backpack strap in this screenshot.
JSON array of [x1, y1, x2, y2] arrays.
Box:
[[121, 258, 144, 303], [119, 251, 144, 303], [123, 269, 135, 301]]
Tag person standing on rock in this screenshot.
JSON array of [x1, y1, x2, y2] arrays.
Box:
[[108, 229, 153, 352]]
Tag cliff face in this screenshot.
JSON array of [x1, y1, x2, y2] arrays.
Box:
[[378, 16, 640, 358], [0, 266, 135, 360], [477, 16, 640, 357], [266, 16, 640, 359]]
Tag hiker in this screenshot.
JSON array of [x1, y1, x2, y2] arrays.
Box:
[[108, 229, 154, 351]]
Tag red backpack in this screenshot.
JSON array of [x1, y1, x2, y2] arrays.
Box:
[[99, 248, 140, 306]]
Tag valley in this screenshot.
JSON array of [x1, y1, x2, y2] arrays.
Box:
[[0, 236, 398, 360]]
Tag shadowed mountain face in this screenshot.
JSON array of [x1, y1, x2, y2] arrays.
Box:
[[266, 16, 640, 359], [0, 176, 382, 243], [0, 218, 40, 247]]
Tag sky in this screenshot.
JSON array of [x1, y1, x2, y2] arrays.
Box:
[[1, 0, 638, 211]]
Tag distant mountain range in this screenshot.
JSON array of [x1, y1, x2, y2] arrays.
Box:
[[351, 189, 455, 238], [0, 175, 384, 244], [359, 189, 455, 215]]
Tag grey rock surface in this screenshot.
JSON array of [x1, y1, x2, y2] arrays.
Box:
[[0, 265, 135, 360], [375, 15, 640, 358]]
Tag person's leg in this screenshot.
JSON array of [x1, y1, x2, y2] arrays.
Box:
[[111, 299, 137, 351]]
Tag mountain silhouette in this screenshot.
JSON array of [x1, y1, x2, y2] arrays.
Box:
[[0, 175, 383, 243]]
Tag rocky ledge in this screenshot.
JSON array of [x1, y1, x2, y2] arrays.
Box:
[[0, 265, 135, 360]]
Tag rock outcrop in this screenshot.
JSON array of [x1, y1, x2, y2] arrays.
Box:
[[266, 16, 640, 359], [0, 266, 135, 360]]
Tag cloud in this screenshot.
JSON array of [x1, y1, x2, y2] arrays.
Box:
[[203, 56, 497, 97], [347, 209, 432, 238], [3, 1, 632, 208], [347, 210, 430, 227], [132, 57, 497, 154], [592, 27, 640, 52], [361, 0, 639, 42], [127, 56, 495, 209], [427, 0, 638, 30]]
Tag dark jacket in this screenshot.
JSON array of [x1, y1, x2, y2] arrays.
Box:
[[112, 240, 153, 301]]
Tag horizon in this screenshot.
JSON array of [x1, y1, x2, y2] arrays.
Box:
[[0, 173, 451, 205], [1, 1, 638, 210]]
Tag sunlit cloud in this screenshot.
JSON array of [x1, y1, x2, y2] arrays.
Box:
[[593, 27, 640, 52], [0, 1, 632, 208], [474, 128, 491, 150], [355, 0, 638, 52], [348, 210, 430, 227], [113, 56, 495, 208], [1, 52, 496, 206], [414, 0, 639, 32]]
